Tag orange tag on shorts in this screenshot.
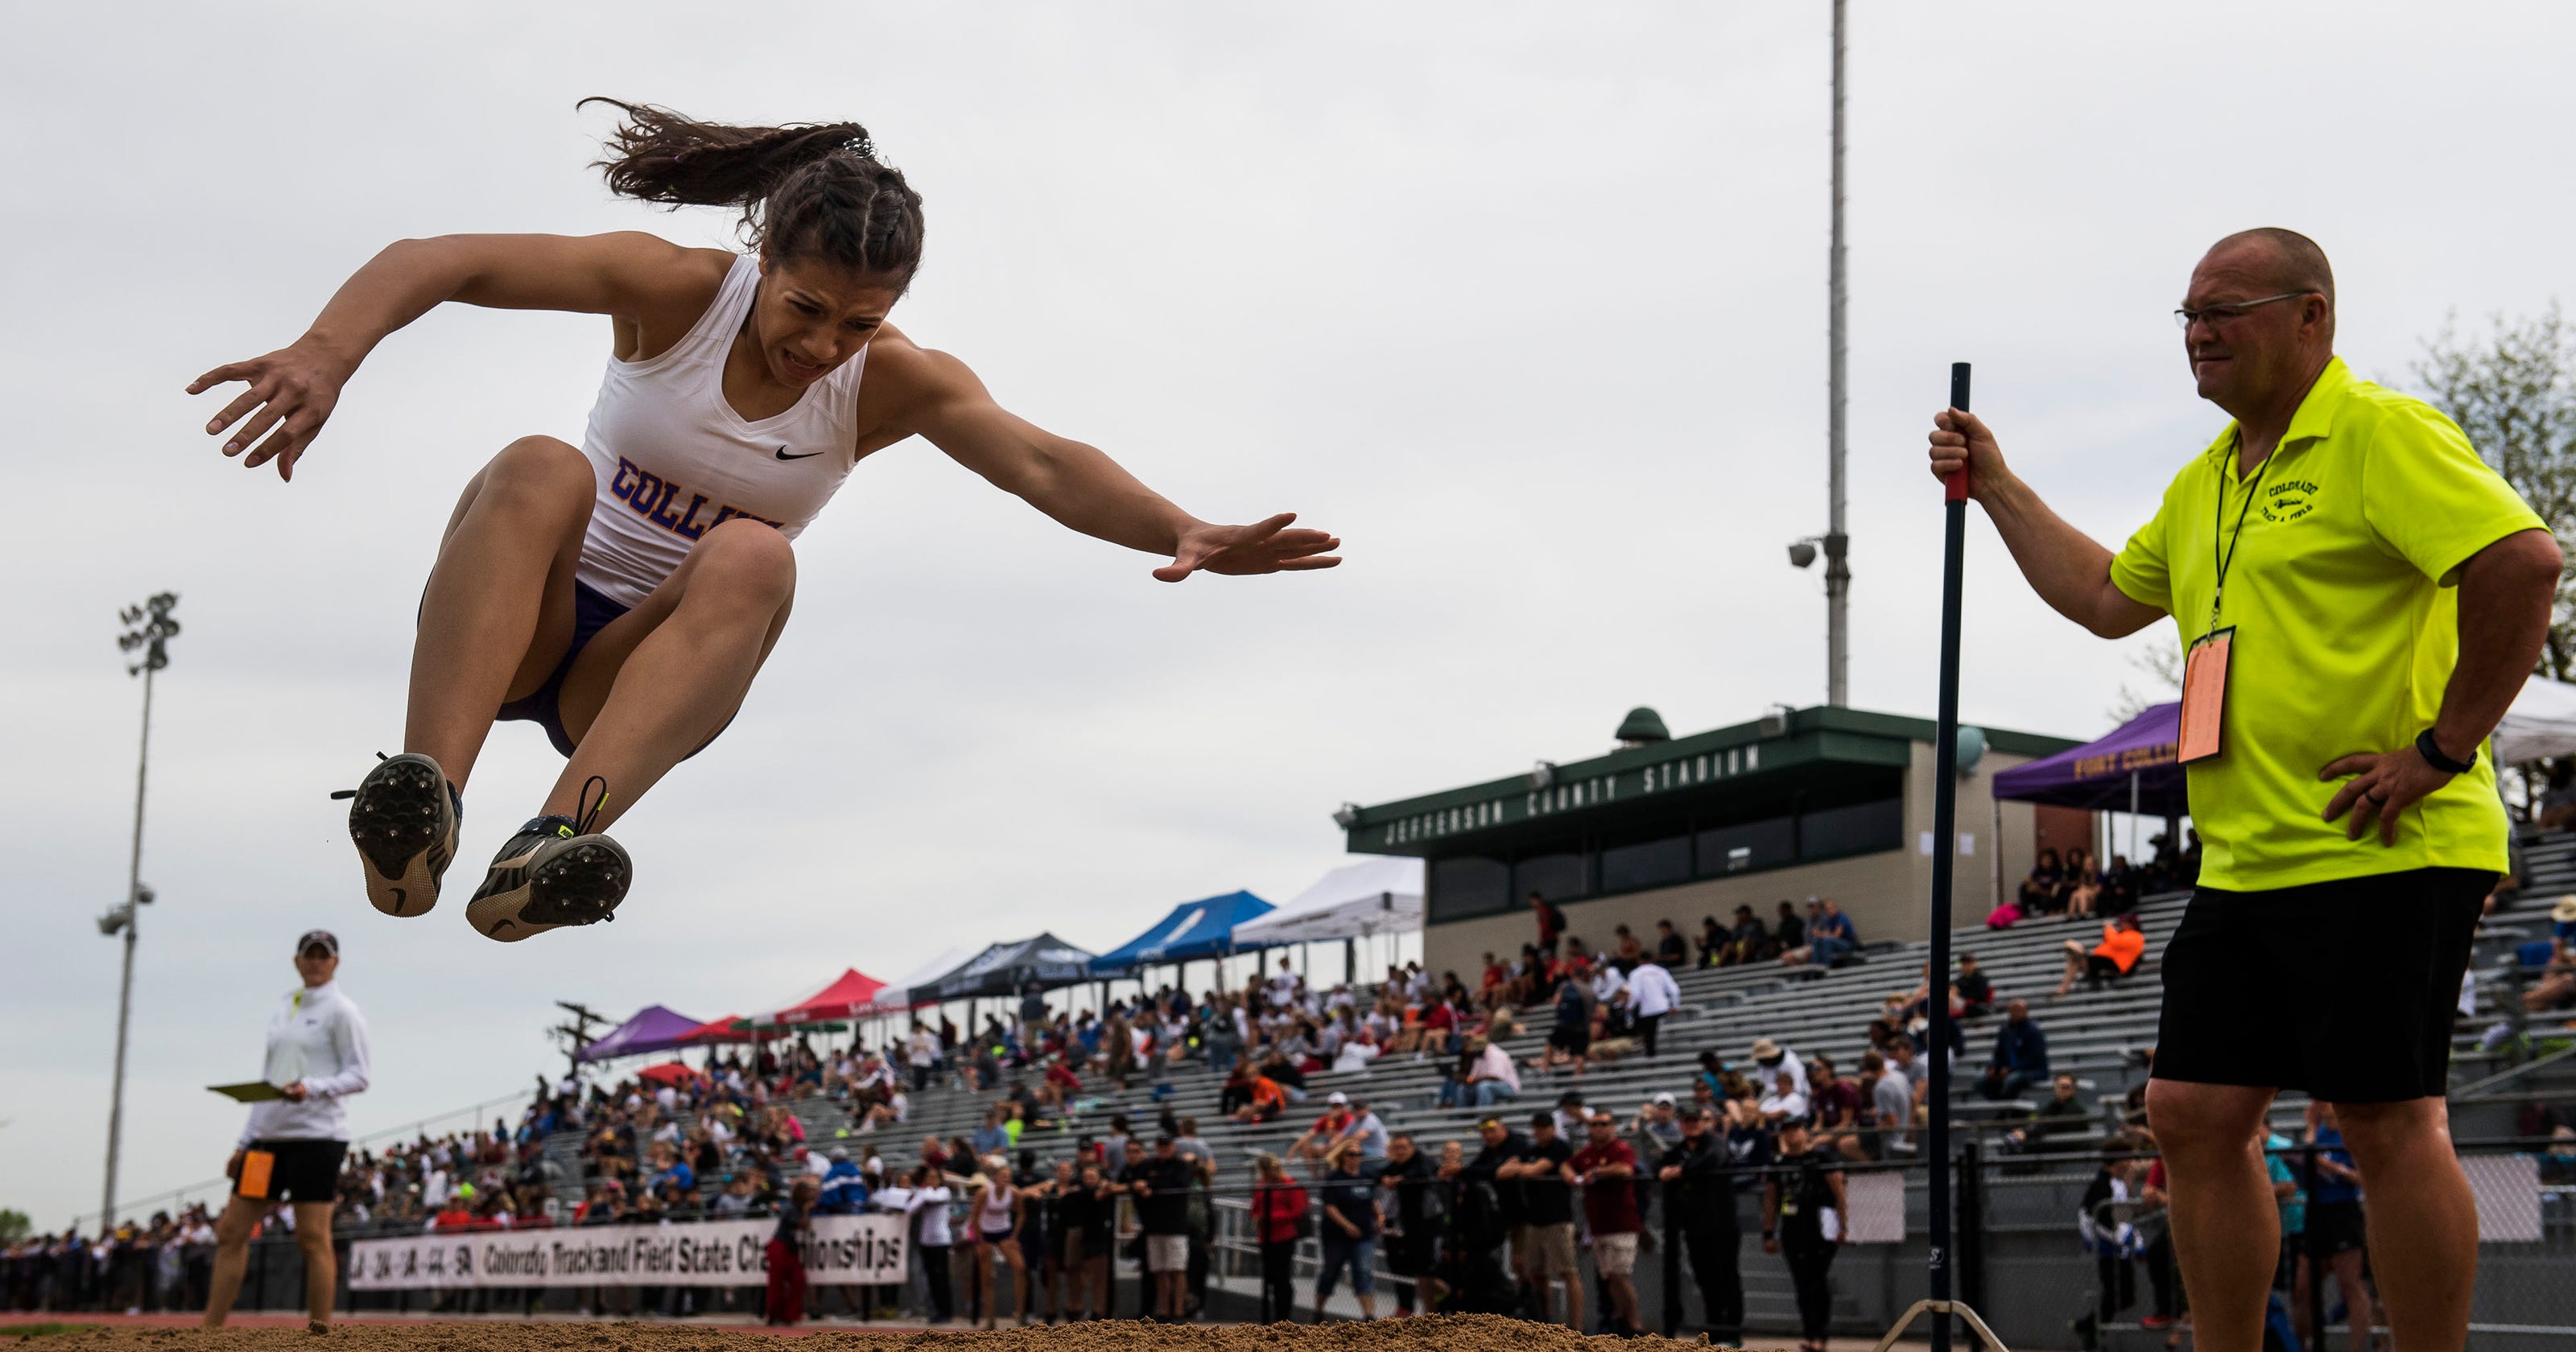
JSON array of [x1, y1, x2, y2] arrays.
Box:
[[2178, 627, 2232, 765], [239, 1149, 276, 1199]]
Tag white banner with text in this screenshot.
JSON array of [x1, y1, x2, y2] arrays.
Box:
[[347, 1216, 907, 1290]]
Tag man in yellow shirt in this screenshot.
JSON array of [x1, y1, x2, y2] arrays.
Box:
[[1926, 228, 2560, 1352]]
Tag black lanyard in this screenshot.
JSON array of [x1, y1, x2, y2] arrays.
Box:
[[2207, 438, 2275, 637]]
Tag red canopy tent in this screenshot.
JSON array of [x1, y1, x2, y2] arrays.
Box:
[[636, 1061, 699, 1087], [753, 968, 886, 1028], [676, 1014, 758, 1045]]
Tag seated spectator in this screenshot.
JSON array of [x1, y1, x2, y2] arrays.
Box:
[[1546, 967, 1596, 1078], [2062, 847, 2104, 919], [2538, 1126, 2576, 1185], [2054, 912, 2148, 997], [1463, 1033, 1521, 1107], [1747, 1037, 1810, 1097], [1773, 900, 1806, 956], [1421, 991, 1463, 1058], [1228, 1067, 1287, 1125], [1807, 1057, 1865, 1159], [1654, 917, 1690, 968], [1981, 1000, 2050, 1101], [1861, 1047, 1920, 1156], [2020, 847, 2068, 917], [2004, 1074, 2093, 1152], [2518, 912, 2576, 1013], [1289, 1092, 1359, 1164], [2540, 773, 2576, 831], [2096, 855, 2141, 914], [1698, 914, 1729, 968], [968, 1106, 1011, 1160], [1756, 1068, 1809, 1126], [1954, 954, 1995, 1017], [1612, 924, 1645, 967], [1695, 1049, 1729, 1103], [1719, 905, 1769, 967], [1257, 1047, 1310, 1105], [1036, 1055, 1084, 1107], [430, 1192, 478, 1230], [860, 1086, 909, 1133], [1781, 897, 1859, 967]]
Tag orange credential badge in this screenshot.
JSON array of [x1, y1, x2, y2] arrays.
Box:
[[2177, 627, 2233, 765], [238, 1149, 276, 1199]]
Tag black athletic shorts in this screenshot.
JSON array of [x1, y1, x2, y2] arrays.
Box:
[[1549, 1025, 1591, 1057], [236, 1138, 348, 1204], [2305, 1200, 2367, 1257], [2153, 866, 2488, 1103]]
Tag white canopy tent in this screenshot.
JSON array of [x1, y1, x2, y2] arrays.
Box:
[[855, 945, 976, 1016], [1232, 857, 1424, 945], [2495, 674, 2576, 764]]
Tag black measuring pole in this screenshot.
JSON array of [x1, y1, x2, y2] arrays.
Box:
[[1925, 360, 1973, 1352]]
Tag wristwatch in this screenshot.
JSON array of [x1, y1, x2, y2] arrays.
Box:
[[2415, 729, 2477, 776]]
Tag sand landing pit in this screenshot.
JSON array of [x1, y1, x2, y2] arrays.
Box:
[[37, 1317, 1737, 1352]]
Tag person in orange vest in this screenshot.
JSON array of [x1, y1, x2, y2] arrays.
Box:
[[2056, 912, 2149, 997]]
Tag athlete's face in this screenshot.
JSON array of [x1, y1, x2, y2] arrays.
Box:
[[754, 254, 904, 386]]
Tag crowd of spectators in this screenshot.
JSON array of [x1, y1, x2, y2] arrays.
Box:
[[1, 1207, 218, 1316]]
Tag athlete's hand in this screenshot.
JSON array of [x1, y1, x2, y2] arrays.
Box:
[[2320, 745, 2458, 845], [225, 1149, 246, 1181], [1154, 513, 1342, 583], [279, 1080, 311, 1103], [1927, 408, 2012, 503], [188, 340, 353, 483]]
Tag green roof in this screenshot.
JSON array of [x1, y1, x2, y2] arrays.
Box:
[[1342, 704, 2079, 857]]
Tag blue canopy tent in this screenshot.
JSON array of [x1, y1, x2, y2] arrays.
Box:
[[1088, 890, 1275, 976]]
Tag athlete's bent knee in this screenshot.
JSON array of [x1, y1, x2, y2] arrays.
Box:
[[689, 518, 798, 604], [483, 435, 596, 504]]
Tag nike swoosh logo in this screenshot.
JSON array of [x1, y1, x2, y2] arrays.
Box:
[[774, 445, 827, 461]]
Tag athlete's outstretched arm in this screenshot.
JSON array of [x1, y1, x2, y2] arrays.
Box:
[[188, 233, 717, 480], [895, 346, 1341, 582]]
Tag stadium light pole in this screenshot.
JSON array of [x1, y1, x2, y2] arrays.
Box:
[[1824, 0, 1852, 706], [100, 592, 180, 1230]]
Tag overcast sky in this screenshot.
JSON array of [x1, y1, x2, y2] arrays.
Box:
[[6, 2, 2573, 1230]]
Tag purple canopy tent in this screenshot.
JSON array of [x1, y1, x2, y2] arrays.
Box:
[[574, 1004, 704, 1063], [1991, 702, 2186, 817]]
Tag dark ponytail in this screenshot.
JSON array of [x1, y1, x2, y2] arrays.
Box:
[[581, 97, 926, 287]]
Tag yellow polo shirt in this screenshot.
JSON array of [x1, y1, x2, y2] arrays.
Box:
[[2107, 357, 2542, 892]]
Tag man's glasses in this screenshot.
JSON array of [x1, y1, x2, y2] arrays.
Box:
[[2174, 291, 2314, 330]]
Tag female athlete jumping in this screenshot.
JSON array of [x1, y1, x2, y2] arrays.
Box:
[[190, 101, 1340, 942]]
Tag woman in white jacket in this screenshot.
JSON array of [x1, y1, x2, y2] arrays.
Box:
[[202, 930, 370, 1331]]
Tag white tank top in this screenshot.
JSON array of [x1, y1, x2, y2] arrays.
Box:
[[978, 1182, 1015, 1233], [575, 254, 867, 607]]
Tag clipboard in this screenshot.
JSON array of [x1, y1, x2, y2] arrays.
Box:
[[209, 1081, 287, 1103]]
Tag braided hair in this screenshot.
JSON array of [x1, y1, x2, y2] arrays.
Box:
[[582, 97, 925, 288]]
